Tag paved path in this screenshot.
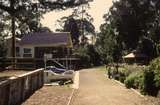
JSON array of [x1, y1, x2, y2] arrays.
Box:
[[70, 68, 154, 105]]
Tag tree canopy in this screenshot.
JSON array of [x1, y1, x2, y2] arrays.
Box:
[[0, 0, 92, 36], [0, 0, 92, 60], [56, 6, 95, 46], [97, 0, 160, 64]]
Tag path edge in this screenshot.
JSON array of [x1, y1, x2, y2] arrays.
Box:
[[67, 71, 80, 105], [112, 78, 145, 98]]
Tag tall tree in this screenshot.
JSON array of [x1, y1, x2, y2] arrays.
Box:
[[97, 0, 160, 64], [0, 0, 92, 68], [56, 6, 95, 46]]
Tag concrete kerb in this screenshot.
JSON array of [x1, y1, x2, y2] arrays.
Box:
[[67, 89, 75, 105], [112, 78, 145, 98], [67, 71, 80, 105], [71, 71, 79, 89]]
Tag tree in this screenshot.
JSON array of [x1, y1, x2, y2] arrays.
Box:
[[0, 22, 7, 69], [0, 0, 92, 68], [56, 6, 95, 46], [97, 0, 160, 64], [96, 23, 121, 64], [0, 15, 8, 58], [73, 44, 101, 67]]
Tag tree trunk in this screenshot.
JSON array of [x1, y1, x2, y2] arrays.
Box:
[[11, 15, 16, 69], [11, 0, 16, 69]]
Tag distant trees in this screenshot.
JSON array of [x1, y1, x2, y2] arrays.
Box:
[[0, 23, 7, 68], [74, 44, 101, 67], [56, 6, 95, 46], [97, 0, 160, 64], [56, 5, 100, 67], [0, 0, 92, 36], [0, 19, 7, 58], [0, 0, 92, 61]]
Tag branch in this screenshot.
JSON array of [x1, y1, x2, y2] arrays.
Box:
[[0, 3, 12, 13], [39, 0, 92, 10]]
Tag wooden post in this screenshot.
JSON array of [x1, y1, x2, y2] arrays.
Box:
[[11, 0, 16, 69]]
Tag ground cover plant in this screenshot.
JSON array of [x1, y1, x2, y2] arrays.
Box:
[[106, 62, 160, 97]]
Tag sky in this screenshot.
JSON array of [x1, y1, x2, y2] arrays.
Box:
[[41, 0, 113, 32]]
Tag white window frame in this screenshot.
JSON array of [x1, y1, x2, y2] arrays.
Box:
[[23, 48, 32, 57], [16, 47, 20, 57]]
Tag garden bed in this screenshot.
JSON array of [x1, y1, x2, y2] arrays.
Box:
[[106, 60, 160, 97], [0, 70, 29, 82]]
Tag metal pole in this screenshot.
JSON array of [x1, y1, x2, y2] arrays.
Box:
[[44, 54, 47, 70], [66, 56, 68, 70]]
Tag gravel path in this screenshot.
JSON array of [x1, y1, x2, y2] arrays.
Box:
[[70, 68, 158, 105], [22, 86, 73, 105]]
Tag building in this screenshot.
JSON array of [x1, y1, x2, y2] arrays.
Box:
[[7, 32, 73, 59], [5, 32, 79, 69], [123, 52, 148, 65]]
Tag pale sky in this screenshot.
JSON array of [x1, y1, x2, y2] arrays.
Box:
[[41, 0, 113, 32]]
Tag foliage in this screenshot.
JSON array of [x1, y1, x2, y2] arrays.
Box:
[[140, 57, 160, 96], [96, 24, 122, 64], [56, 6, 95, 46], [149, 57, 160, 88], [136, 37, 157, 60], [0, 0, 92, 37], [0, 35, 7, 69], [74, 44, 101, 68], [108, 62, 160, 96], [0, 21, 7, 58], [97, 0, 160, 64], [87, 45, 102, 66], [143, 67, 158, 96], [124, 70, 143, 89], [74, 45, 91, 67]]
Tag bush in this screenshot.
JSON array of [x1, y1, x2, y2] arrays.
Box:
[[150, 58, 160, 88], [119, 76, 126, 83], [142, 57, 160, 96], [142, 68, 158, 96], [107, 66, 128, 82], [124, 70, 143, 89], [118, 68, 128, 83]]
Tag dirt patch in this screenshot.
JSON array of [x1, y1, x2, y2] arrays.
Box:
[[0, 70, 29, 82], [21, 86, 73, 105], [143, 96, 160, 105]]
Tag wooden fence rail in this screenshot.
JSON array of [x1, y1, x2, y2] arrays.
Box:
[[0, 69, 44, 105]]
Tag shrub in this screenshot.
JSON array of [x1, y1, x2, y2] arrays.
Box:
[[142, 67, 158, 96], [118, 67, 128, 83], [108, 66, 128, 82], [142, 57, 160, 96], [150, 58, 160, 88], [119, 76, 126, 83], [124, 70, 143, 89]]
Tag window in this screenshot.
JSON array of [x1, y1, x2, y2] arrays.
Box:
[[16, 47, 20, 57], [23, 48, 32, 57]]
